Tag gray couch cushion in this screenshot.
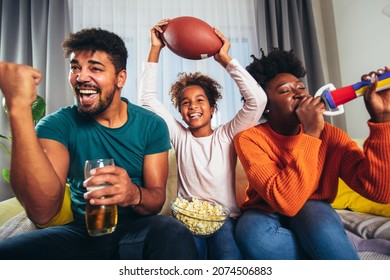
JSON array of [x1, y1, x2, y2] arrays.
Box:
[[337, 210, 390, 240], [0, 211, 38, 240]]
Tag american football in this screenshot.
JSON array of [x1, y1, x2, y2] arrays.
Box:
[[161, 16, 223, 60]]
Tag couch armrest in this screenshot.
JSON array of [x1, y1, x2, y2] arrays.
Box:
[[0, 197, 24, 227]]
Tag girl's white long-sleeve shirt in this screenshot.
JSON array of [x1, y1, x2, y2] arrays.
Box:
[[139, 59, 267, 217]]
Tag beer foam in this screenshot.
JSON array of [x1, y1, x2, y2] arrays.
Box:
[[86, 184, 108, 192]]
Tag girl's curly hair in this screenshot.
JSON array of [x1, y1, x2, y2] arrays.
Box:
[[170, 72, 222, 112], [246, 48, 306, 89]]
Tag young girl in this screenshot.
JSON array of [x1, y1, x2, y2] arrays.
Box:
[[139, 19, 267, 259]]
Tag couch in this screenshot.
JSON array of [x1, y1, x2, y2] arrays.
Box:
[[1, 142, 390, 259]]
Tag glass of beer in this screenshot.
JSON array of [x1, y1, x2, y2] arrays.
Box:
[[84, 158, 118, 236]]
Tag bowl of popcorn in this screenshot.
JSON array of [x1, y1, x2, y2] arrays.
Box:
[[170, 196, 230, 237]]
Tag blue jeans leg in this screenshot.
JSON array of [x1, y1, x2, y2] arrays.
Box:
[[0, 218, 115, 259], [193, 217, 243, 260], [117, 215, 199, 260], [288, 200, 359, 260], [194, 236, 208, 260], [236, 210, 308, 259], [0, 214, 199, 260], [235, 200, 359, 260]]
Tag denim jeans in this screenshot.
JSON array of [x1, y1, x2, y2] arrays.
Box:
[[194, 217, 243, 260], [235, 200, 359, 260], [0, 214, 199, 260]]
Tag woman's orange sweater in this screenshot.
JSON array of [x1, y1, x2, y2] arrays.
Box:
[[234, 121, 390, 217]]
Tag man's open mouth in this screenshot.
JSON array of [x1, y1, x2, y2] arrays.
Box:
[[78, 88, 99, 105]]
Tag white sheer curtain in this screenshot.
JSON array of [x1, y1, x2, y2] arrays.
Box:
[[68, 0, 258, 127]]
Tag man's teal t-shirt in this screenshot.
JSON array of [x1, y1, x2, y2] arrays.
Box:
[[36, 97, 171, 217]]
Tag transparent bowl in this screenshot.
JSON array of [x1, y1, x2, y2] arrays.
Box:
[[170, 197, 230, 237]]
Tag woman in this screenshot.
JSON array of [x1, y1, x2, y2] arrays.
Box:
[[234, 48, 390, 259], [139, 19, 267, 259]]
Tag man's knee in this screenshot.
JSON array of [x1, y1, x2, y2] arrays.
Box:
[[150, 215, 192, 238]]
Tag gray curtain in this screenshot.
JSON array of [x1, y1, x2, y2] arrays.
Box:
[[0, 0, 72, 200], [254, 0, 325, 95]]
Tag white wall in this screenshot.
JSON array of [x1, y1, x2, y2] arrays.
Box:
[[320, 0, 390, 139]]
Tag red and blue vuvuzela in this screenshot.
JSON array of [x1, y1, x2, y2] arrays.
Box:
[[323, 71, 390, 109]]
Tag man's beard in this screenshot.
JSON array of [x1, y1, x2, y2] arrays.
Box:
[[77, 87, 116, 116]]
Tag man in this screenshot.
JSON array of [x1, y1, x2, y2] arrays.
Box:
[[0, 28, 198, 259]]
